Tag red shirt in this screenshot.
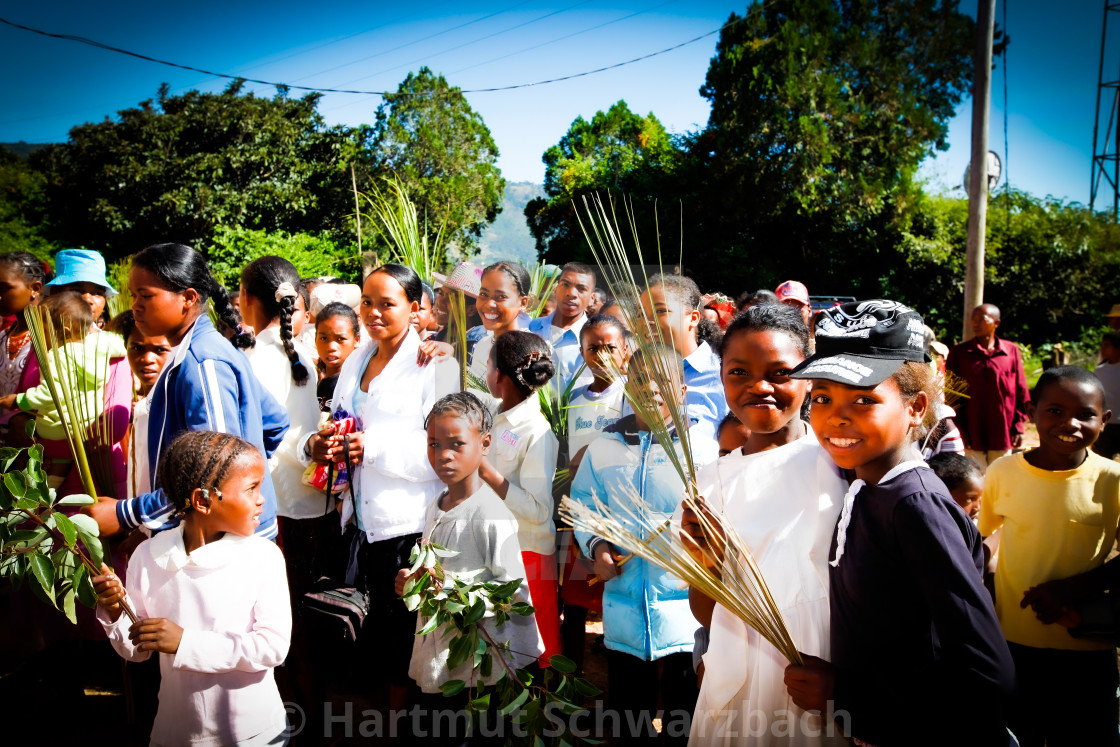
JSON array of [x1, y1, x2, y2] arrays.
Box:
[[946, 336, 1030, 451]]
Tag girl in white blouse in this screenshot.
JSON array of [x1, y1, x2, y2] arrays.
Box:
[[478, 330, 561, 666], [302, 263, 458, 710]]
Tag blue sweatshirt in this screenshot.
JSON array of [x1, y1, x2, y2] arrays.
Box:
[[115, 315, 289, 539], [828, 466, 1014, 746]]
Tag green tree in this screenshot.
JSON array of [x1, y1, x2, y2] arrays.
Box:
[[203, 227, 360, 288], [525, 101, 680, 264], [0, 147, 59, 260], [35, 81, 364, 260], [368, 68, 504, 256]]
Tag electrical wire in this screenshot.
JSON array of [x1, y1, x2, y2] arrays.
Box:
[[0, 13, 737, 97]]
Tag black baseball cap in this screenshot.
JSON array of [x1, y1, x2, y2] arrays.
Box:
[[790, 300, 931, 387]]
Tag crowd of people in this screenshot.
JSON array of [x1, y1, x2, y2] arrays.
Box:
[[0, 244, 1118, 746]]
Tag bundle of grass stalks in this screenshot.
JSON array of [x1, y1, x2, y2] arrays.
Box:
[[528, 262, 560, 317], [359, 176, 447, 284], [560, 487, 803, 665], [448, 290, 471, 392], [940, 369, 969, 410], [25, 307, 118, 499]]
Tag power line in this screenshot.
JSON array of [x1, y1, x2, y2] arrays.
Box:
[[0, 13, 736, 97]]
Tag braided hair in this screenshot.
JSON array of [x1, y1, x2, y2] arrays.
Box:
[[492, 330, 555, 395], [482, 261, 531, 298], [0, 251, 51, 285], [132, 243, 253, 350], [157, 430, 259, 514], [241, 256, 310, 386], [425, 391, 493, 435]]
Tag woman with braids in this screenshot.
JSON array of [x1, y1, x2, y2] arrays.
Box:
[[479, 330, 561, 666], [239, 256, 328, 597], [0, 251, 48, 441], [93, 430, 291, 747], [300, 262, 458, 711], [639, 273, 729, 437], [86, 243, 289, 541]]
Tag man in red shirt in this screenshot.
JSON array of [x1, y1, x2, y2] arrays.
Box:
[[947, 303, 1031, 466]]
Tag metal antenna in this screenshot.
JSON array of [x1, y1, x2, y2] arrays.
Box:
[[1091, 1, 1120, 215]]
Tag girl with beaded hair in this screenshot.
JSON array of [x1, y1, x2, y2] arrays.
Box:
[[239, 256, 327, 597]]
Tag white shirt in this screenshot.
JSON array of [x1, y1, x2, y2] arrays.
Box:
[[567, 380, 626, 458], [245, 326, 328, 519], [409, 484, 543, 693], [489, 394, 560, 555], [1095, 360, 1120, 414], [300, 329, 460, 541], [98, 526, 291, 747], [129, 394, 153, 500], [528, 312, 594, 391], [681, 433, 848, 747]]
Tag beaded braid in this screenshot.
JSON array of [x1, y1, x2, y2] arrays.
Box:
[[157, 430, 257, 514], [0, 251, 51, 285], [241, 256, 310, 386]]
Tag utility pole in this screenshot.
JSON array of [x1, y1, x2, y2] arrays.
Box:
[[963, 0, 996, 341]]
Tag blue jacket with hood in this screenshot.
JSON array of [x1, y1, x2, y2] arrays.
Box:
[[572, 415, 716, 660], [114, 314, 288, 539]]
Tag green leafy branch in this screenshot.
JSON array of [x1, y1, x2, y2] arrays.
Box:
[[0, 442, 137, 624], [401, 541, 601, 745]]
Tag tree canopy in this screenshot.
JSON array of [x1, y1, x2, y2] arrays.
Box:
[[368, 67, 505, 256]]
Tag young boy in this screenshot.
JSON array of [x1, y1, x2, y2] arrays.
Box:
[[1094, 330, 1120, 459], [979, 365, 1120, 746], [782, 301, 1014, 746], [715, 411, 751, 457], [566, 314, 630, 476], [928, 452, 984, 520]]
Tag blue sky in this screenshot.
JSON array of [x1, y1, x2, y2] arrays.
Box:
[[0, 1, 1101, 205]]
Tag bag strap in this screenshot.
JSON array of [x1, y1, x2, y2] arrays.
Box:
[[342, 433, 357, 508]]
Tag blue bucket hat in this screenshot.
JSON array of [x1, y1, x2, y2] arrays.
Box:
[[46, 249, 117, 297]]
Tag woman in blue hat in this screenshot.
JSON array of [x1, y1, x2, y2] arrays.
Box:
[[46, 248, 118, 328]]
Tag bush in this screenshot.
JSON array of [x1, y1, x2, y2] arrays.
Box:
[[203, 226, 360, 288]]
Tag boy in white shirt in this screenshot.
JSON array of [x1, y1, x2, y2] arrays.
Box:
[[567, 314, 631, 476]]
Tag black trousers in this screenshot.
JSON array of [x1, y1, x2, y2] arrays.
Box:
[[606, 650, 697, 745], [1008, 641, 1120, 747], [356, 531, 423, 687]]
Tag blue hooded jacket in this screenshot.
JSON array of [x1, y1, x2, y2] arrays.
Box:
[[115, 315, 289, 539]]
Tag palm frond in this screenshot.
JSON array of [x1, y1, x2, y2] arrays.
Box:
[[358, 176, 447, 284], [527, 263, 560, 318], [448, 290, 471, 392]]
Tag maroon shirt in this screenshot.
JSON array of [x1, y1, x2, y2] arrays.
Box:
[[946, 336, 1030, 451]]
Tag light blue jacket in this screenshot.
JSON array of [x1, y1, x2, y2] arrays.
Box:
[[572, 415, 710, 661]]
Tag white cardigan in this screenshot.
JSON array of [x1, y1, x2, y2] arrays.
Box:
[[245, 326, 327, 519], [301, 328, 460, 542], [98, 526, 291, 747], [489, 394, 559, 555]]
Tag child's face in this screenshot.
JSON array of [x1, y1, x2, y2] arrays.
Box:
[[626, 358, 686, 427], [427, 412, 490, 485], [129, 266, 193, 339], [721, 329, 809, 436], [0, 267, 41, 317], [809, 376, 926, 483], [477, 270, 527, 332], [316, 315, 358, 376], [950, 474, 983, 520], [1101, 340, 1119, 365], [1031, 378, 1112, 459], [413, 293, 435, 333], [581, 325, 627, 380], [205, 451, 266, 537], [59, 281, 107, 321], [361, 272, 418, 341], [126, 328, 172, 394], [433, 286, 451, 327], [640, 286, 698, 352], [717, 420, 751, 457]]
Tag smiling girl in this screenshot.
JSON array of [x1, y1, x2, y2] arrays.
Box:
[[93, 430, 291, 747], [302, 262, 458, 708], [89, 243, 289, 541], [468, 261, 532, 381]]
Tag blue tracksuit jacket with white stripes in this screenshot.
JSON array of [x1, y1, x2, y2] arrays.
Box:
[[115, 314, 289, 539]]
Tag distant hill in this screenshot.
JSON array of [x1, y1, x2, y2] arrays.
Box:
[[477, 181, 544, 265], [1, 142, 51, 160]]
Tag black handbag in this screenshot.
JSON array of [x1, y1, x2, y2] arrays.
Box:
[[298, 436, 370, 645]]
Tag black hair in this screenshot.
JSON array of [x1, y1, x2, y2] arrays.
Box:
[[42, 290, 93, 343], [719, 302, 811, 360], [629, 342, 685, 377], [240, 256, 310, 386], [370, 262, 423, 305], [425, 391, 493, 435], [1103, 331, 1120, 348], [316, 302, 360, 338], [927, 452, 984, 491], [716, 410, 742, 437], [296, 279, 311, 312], [492, 330, 555, 394], [0, 251, 51, 285], [736, 289, 779, 312], [647, 272, 721, 347], [107, 309, 137, 342], [1032, 365, 1107, 406], [580, 313, 628, 343], [483, 261, 531, 297], [132, 243, 252, 350], [420, 282, 435, 308], [157, 430, 259, 514], [560, 262, 597, 288]]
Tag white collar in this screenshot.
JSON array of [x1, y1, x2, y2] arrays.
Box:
[[149, 523, 253, 572], [684, 341, 719, 373], [830, 457, 927, 567]]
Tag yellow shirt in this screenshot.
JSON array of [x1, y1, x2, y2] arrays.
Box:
[[979, 451, 1120, 651]]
